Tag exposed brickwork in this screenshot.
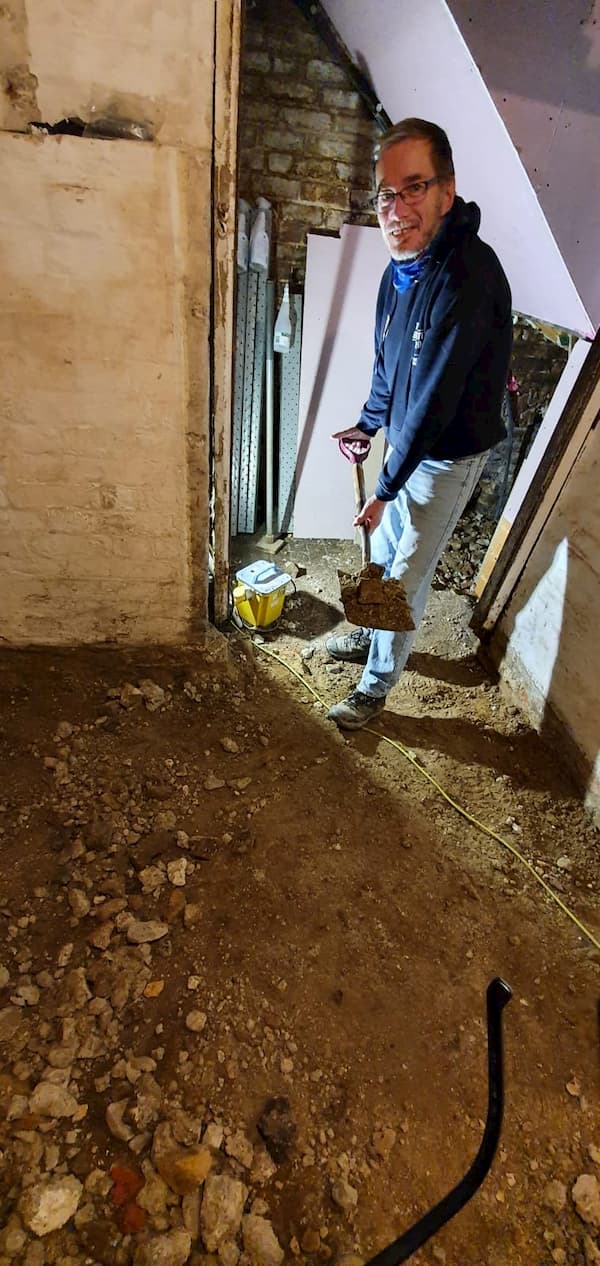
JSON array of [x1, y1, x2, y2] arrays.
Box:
[[238, 0, 379, 286], [511, 319, 568, 428]]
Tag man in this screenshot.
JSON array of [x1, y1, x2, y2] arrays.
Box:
[[326, 118, 512, 729]]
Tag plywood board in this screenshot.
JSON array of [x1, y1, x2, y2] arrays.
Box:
[[293, 225, 387, 540]]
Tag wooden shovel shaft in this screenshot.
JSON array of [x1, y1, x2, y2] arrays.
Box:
[[352, 463, 370, 565]]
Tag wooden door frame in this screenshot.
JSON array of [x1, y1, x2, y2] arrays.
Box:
[[472, 331, 600, 639]]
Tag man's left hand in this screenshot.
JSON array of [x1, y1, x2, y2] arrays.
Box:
[[354, 494, 386, 533]]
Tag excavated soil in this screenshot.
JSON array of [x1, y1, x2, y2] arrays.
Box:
[[0, 564, 598, 1266]]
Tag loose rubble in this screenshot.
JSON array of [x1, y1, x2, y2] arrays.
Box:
[[0, 633, 598, 1266]]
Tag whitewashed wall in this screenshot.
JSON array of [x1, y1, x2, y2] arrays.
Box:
[[0, 0, 216, 644], [493, 398, 600, 813]]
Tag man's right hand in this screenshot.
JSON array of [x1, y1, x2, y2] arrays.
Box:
[[331, 427, 371, 459]]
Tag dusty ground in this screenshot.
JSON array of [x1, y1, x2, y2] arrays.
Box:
[[0, 547, 598, 1266]]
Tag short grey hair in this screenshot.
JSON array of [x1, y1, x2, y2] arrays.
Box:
[[373, 118, 455, 183]]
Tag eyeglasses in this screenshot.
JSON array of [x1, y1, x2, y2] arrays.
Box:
[[369, 177, 441, 212]]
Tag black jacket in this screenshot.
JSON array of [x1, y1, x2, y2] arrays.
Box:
[[357, 196, 513, 500]]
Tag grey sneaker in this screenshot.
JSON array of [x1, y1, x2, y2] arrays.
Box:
[[325, 627, 372, 663], [327, 689, 385, 730]]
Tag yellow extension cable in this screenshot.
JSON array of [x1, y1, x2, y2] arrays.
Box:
[[242, 631, 600, 955]]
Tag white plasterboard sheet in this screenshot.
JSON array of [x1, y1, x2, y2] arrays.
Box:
[[293, 225, 388, 540], [323, 0, 594, 336]]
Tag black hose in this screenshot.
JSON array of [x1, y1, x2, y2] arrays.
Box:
[[363, 978, 512, 1266]]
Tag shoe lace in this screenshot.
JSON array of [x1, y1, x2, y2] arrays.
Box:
[[348, 627, 370, 647]]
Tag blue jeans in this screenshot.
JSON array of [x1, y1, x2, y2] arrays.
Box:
[[359, 452, 489, 699]]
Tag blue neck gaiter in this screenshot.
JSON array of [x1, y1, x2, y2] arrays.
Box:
[[391, 252, 430, 294]]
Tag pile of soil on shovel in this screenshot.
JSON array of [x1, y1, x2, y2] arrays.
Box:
[[0, 612, 598, 1266]]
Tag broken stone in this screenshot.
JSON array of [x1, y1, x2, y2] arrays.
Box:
[[203, 1121, 225, 1151], [201, 1174, 247, 1252], [219, 1239, 240, 1266], [170, 1109, 202, 1147], [29, 1081, 79, 1118], [68, 888, 91, 918], [95, 896, 128, 922], [167, 858, 187, 887], [225, 1131, 254, 1170], [186, 1010, 207, 1033], [182, 1189, 201, 1237], [13, 983, 40, 1007], [59, 966, 92, 1010], [138, 1161, 170, 1218], [155, 810, 177, 831], [133, 1229, 192, 1266], [183, 903, 202, 929], [372, 1126, 397, 1160], [106, 1098, 134, 1142], [573, 1175, 600, 1228], [250, 1146, 277, 1187], [242, 1214, 284, 1266], [257, 1096, 297, 1162], [19, 1174, 82, 1236], [160, 1145, 212, 1196], [0, 965, 10, 989], [331, 1178, 358, 1213], [88, 922, 114, 950], [127, 920, 169, 944], [0, 1005, 25, 1041], [144, 980, 165, 999], [3, 1219, 27, 1256], [220, 737, 239, 753], [204, 773, 226, 791], [131, 1073, 163, 1130], [140, 866, 166, 893], [119, 683, 144, 710], [139, 680, 167, 712], [165, 888, 186, 924], [543, 1180, 567, 1215], [7, 1093, 29, 1120], [584, 1235, 600, 1266]]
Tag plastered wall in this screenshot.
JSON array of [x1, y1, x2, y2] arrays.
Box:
[[493, 411, 600, 814], [0, 1, 216, 644]]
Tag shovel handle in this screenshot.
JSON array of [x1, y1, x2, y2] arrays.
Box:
[[352, 464, 370, 565]]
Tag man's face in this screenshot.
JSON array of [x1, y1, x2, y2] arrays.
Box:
[[375, 138, 455, 261]]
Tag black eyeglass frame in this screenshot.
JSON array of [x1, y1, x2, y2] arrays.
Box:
[[369, 176, 441, 212]]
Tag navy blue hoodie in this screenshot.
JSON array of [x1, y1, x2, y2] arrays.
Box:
[[357, 196, 512, 500]]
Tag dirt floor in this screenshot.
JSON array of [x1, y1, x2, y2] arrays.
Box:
[[0, 545, 598, 1266]]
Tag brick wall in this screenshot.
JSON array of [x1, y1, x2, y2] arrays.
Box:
[[238, 0, 379, 287], [511, 319, 568, 429]]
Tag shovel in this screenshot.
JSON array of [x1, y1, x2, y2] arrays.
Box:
[[337, 438, 414, 632]]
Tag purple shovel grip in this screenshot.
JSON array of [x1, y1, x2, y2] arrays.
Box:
[[338, 436, 371, 465]]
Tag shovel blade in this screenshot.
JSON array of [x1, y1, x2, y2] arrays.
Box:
[[337, 564, 414, 633]]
